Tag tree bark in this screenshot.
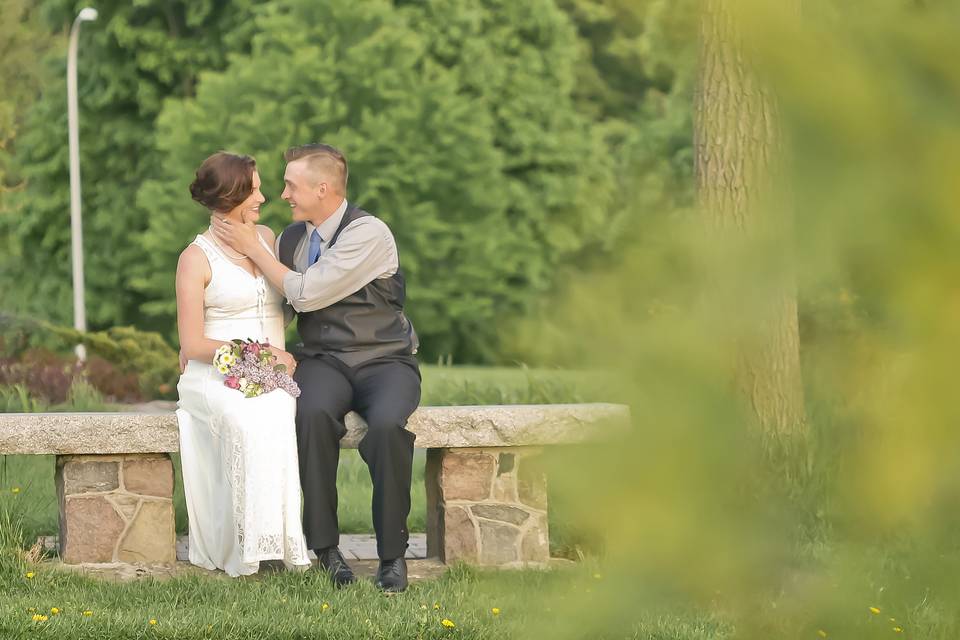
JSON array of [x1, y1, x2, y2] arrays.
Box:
[[694, 0, 806, 438]]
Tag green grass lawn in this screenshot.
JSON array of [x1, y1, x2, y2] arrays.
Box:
[[0, 553, 728, 640], [418, 364, 619, 406]]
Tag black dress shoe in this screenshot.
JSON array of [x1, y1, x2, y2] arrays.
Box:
[[376, 556, 408, 592], [316, 546, 356, 587]]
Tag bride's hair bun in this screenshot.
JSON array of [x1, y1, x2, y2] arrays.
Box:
[[189, 151, 257, 213]]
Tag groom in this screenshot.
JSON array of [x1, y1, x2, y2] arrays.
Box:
[[212, 143, 420, 592]]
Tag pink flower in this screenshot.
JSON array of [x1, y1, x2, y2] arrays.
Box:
[[218, 339, 300, 399]]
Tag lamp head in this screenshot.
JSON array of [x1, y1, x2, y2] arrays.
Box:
[[78, 7, 98, 21]]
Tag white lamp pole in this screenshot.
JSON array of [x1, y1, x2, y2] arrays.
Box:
[[67, 7, 98, 362]]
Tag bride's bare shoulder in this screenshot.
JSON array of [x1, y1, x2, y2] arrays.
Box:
[[177, 242, 210, 274]]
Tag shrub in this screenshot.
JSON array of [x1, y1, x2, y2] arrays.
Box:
[[40, 323, 178, 400], [0, 350, 74, 405]]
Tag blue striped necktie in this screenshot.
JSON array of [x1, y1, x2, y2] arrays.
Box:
[[308, 228, 322, 265]]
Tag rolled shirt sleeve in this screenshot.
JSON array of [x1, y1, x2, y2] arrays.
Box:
[[282, 217, 399, 313]]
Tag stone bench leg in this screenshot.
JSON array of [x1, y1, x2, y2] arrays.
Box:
[[55, 454, 176, 565], [425, 447, 549, 567]]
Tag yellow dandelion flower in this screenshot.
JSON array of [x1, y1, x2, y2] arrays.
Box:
[[870, 607, 881, 615], [321, 602, 329, 611], [817, 631, 827, 638], [492, 608, 501, 615], [893, 627, 903, 633], [149, 619, 158, 625], [50, 607, 60, 615], [11, 487, 20, 494], [82, 610, 93, 617], [433, 603, 440, 610], [25, 571, 34, 579], [441, 619, 456, 629]]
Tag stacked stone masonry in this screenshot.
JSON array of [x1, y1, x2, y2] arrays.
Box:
[[0, 405, 630, 568], [55, 454, 175, 564], [426, 447, 549, 567]]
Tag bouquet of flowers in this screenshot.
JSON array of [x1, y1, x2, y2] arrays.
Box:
[[213, 339, 301, 398]]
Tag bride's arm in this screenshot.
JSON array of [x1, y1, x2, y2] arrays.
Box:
[[176, 245, 230, 364]]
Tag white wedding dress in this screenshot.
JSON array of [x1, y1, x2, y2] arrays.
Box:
[[176, 233, 310, 576]]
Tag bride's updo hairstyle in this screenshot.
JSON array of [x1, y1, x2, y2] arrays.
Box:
[[189, 151, 257, 213]]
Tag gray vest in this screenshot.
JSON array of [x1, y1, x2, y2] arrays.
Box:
[[278, 206, 418, 367]]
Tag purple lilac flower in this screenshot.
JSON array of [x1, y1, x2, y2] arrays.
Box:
[[221, 340, 301, 398]]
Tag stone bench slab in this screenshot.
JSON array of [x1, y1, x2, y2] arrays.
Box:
[[4, 403, 629, 569], [0, 403, 629, 455]]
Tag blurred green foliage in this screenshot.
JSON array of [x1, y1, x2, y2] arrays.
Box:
[[515, 1, 960, 639], [0, 0, 262, 340], [0, 0, 691, 365], [135, 0, 614, 363], [0, 384, 44, 413], [4, 0, 957, 637], [0, 0, 54, 194]]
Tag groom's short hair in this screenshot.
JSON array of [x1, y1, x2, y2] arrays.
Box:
[[284, 143, 348, 194]]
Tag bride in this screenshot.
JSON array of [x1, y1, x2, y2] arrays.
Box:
[[175, 151, 310, 576]]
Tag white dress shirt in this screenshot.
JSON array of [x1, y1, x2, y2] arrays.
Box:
[[277, 199, 400, 313]]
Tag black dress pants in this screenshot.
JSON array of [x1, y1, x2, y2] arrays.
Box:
[[293, 353, 421, 560]]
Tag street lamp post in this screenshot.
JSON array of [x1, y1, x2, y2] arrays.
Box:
[[67, 7, 97, 362]]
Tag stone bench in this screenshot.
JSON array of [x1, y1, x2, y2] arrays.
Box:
[[0, 404, 629, 568]]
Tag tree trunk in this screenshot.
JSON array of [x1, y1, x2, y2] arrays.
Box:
[[694, 0, 806, 438]]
